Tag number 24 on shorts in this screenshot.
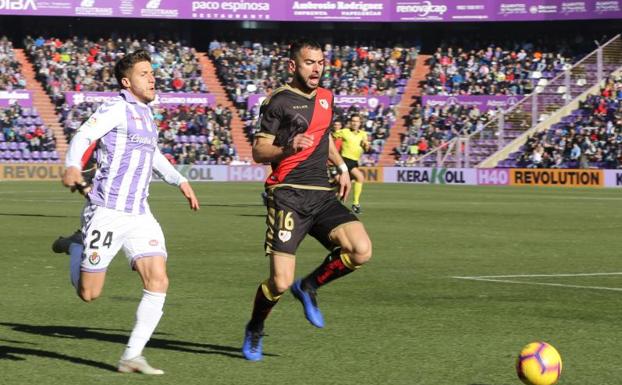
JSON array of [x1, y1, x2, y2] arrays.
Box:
[[89, 230, 113, 249]]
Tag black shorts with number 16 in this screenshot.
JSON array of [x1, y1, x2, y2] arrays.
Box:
[[264, 187, 358, 256]]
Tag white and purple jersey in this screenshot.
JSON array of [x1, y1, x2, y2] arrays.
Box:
[[66, 90, 186, 215]]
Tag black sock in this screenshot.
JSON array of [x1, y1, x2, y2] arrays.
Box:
[[301, 248, 357, 291], [248, 282, 280, 332]]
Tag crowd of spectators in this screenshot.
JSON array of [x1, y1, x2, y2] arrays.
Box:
[[210, 39, 415, 109], [0, 36, 26, 91], [397, 38, 588, 165], [394, 100, 494, 165], [25, 36, 207, 105], [210, 39, 413, 165], [422, 39, 575, 96], [0, 104, 58, 160], [515, 76, 622, 169], [59, 101, 241, 165]]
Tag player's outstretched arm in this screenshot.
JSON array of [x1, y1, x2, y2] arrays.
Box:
[[329, 136, 351, 201], [179, 182, 200, 211]]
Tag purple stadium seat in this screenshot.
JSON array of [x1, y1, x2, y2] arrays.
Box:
[[30, 151, 40, 161], [0, 142, 7, 151], [0, 133, 4, 141], [189, 135, 197, 143], [12, 150, 22, 161], [2, 150, 11, 160], [8, 142, 18, 151], [198, 135, 207, 144], [40, 151, 49, 160], [49, 151, 59, 161], [18, 142, 28, 150]]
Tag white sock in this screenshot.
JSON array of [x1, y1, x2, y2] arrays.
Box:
[[121, 289, 166, 360], [69, 243, 83, 290]]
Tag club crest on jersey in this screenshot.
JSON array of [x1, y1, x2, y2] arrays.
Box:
[[319, 99, 329, 110], [88, 252, 100, 265], [149, 239, 159, 246], [278, 230, 292, 242]]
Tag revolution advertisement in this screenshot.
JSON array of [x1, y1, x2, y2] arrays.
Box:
[[2, 163, 620, 188], [1, 0, 620, 22]]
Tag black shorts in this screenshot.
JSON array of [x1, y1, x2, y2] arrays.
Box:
[[343, 157, 359, 171], [264, 187, 359, 256]]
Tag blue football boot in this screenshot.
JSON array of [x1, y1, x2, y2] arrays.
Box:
[[291, 280, 324, 328], [242, 324, 264, 361]]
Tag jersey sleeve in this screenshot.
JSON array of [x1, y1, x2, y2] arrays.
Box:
[[65, 100, 124, 169], [333, 129, 346, 139], [255, 97, 282, 140]]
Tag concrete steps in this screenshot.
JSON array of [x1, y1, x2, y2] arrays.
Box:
[[197, 53, 252, 162], [14, 48, 67, 160], [378, 54, 430, 166]]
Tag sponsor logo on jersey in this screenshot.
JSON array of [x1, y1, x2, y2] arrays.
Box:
[[319, 99, 329, 110], [149, 239, 159, 246]]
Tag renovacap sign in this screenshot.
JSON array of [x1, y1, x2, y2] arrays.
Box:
[[383, 167, 477, 185]]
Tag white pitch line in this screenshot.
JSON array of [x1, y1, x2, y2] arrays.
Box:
[[453, 276, 622, 292], [455, 272, 622, 279]]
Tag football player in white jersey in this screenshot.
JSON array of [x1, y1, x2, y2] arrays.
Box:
[[61, 50, 199, 375]]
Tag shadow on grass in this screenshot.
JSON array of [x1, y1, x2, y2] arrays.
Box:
[[469, 383, 514, 385], [0, 212, 73, 218], [0, 345, 117, 371], [0, 322, 277, 361], [201, 203, 263, 208]]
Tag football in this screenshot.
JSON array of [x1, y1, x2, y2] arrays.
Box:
[[516, 342, 562, 385]]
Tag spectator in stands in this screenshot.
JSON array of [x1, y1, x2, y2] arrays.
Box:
[[24, 36, 207, 105], [0, 36, 26, 90], [515, 75, 622, 169], [423, 41, 572, 96]]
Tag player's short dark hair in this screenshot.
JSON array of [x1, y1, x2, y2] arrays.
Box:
[[350, 113, 361, 121], [114, 49, 152, 89], [289, 38, 322, 60]]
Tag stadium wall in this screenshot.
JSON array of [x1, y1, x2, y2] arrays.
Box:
[[4, 163, 622, 188]]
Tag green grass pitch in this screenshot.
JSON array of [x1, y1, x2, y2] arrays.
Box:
[[1, 181, 621, 385]]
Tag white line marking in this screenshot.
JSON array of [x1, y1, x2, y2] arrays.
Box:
[[454, 272, 622, 279], [453, 276, 622, 292]]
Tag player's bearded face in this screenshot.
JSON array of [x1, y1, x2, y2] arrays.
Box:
[[291, 47, 324, 91], [125, 60, 156, 104]]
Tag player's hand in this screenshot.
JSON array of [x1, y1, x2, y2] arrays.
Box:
[[62, 166, 84, 190], [73, 181, 92, 196], [179, 181, 200, 211], [290, 134, 315, 153], [337, 169, 351, 202]]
